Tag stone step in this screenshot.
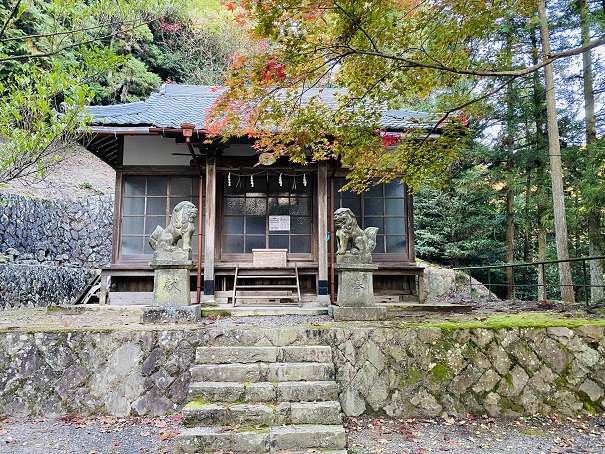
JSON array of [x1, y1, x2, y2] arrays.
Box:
[[290, 401, 342, 424], [182, 403, 276, 427], [182, 401, 342, 427], [175, 426, 268, 454], [195, 345, 333, 364], [189, 380, 339, 403], [190, 362, 334, 383], [270, 424, 346, 451], [175, 425, 346, 454], [278, 451, 347, 454]]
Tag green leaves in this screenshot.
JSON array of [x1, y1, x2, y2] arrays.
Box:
[[0, 0, 186, 185], [0, 58, 93, 183]]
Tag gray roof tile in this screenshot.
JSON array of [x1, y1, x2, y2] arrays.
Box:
[[88, 84, 439, 131]]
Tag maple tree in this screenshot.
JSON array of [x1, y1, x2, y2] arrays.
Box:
[[207, 0, 605, 192]]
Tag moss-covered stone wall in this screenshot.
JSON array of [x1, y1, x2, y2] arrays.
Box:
[[1, 324, 604, 418]]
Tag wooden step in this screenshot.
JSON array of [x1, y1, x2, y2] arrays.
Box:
[[236, 284, 298, 289], [234, 295, 298, 300]]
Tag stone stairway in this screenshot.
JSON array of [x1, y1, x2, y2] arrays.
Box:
[[175, 345, 347, 454]]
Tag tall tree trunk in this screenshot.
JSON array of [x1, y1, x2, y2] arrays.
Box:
[[522, 166, 531, 291], [580, 0, 604, 303], [537, 221, 548, 300], [537, 0, 575, 302], [504, 80, 515, 300], [531, 26, 549, 302], [505, 165, 515, 299]]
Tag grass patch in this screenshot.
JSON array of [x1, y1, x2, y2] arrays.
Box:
[[429, 362, 451, 381], [409, 312, 605, 330], [201, 309, 232, 318]]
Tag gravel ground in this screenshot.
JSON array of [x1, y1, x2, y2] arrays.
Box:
[[1, 413, 605, 453], [345, 414, 605, 453], [0, 291, 595, 333], [0, 415, 181, 454]]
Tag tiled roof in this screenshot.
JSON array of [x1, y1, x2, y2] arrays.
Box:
[[88, 84, 439, 132]]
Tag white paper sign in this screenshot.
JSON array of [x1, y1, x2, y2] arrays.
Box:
[[269, 215, 290, 231]]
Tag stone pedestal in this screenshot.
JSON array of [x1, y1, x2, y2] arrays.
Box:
[[141, 305, 201, 324], [144, 250, 199, 323], [330, 261, 387, 321]]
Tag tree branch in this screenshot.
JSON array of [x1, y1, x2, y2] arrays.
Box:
[[0, 0, 22, 40], [416, 77, 515, 149], [348, 35, 605, 77], [0, 16, 160, 63], [0, 16, 154, 43], [331, 1, 379, 52]]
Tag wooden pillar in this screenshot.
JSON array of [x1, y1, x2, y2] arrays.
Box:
[[316, 162, 330, 304], [202, 156, 216, 301]]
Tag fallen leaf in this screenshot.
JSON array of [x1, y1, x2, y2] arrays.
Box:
[[217, 424, 240, 433], [160, 431, 172, 441]]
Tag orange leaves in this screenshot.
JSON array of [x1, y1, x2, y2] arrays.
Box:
[[222, 1, 236, 12]]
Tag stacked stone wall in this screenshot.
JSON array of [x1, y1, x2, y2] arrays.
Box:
[[0, 193, 113, 309], [1, 325, 605, 418]]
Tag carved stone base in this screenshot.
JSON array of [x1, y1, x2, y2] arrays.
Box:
[[334, 262, 378, 307], [141, 304, 201, 323], [329, 305, 387, 321], [150, 253, 194, 307]]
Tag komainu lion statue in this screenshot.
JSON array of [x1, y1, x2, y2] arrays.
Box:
[[334, 207, 378, 262], [149, 201, 198, 252]]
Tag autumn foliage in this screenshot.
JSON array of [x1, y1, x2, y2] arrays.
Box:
[[204, 0, 550, 191]]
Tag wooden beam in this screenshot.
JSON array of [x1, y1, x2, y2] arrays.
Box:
[[317, 162, 329, 301], [406, 185, 416, 262], [203, 156, 217, 300], [112, 172, 124, 264]]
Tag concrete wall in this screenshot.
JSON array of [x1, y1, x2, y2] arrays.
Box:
[[1, 324, 604, 418]]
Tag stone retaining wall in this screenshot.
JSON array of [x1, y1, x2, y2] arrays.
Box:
[[1, 324, 604, 418], [0, 265, 91, 310], [0, 193, 113, 268], [0, 193, 113, 308]]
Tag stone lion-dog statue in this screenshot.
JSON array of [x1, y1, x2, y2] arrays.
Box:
[[149, 201, 198, 252], [334, 207, 378, 262]]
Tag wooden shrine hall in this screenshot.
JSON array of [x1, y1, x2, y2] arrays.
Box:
[[84, 84, 440, 310]]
